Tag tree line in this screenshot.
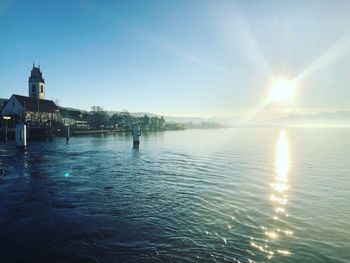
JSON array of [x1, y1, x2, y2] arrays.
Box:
[[89, 106, 165, 130]]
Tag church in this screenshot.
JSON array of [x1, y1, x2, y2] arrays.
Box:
[[1, 64, 60, 126]]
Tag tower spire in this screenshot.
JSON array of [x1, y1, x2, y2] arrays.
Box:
[[29, 63, 45, 100]]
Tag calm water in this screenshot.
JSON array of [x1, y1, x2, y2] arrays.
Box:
[[0, 128, 349, 262]]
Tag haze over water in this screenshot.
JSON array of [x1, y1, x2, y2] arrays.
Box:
[[0, 128, 349, 262]]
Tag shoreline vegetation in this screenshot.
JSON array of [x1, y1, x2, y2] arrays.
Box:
[[58, 105, 226, 136], [0, 104, 226, 140], [70, 122, 226, 136]]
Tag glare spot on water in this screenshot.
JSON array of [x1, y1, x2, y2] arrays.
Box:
[[271, 182, 289, 193], [285, 230, 293, 236], [275, 207, 285, 213], [270, 194, 287, 205], [265, 231, 278, 239], [277, 249, 291, 256], [251, 241, 275, 259], [64, 172, 70, 177]]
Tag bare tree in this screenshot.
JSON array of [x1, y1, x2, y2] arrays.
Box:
[[90, 106, 108, 129]]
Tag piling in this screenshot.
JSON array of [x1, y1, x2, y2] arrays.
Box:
[[132, 123, 141, 149], [48, 120, 53, 141], [3, 116, 10, 142], [4, 120, 8, 142], [66, 125, 70, 143], [15, 123, 27, 148]]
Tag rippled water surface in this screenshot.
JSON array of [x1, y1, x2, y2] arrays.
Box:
[[0, 128, 349, 262]]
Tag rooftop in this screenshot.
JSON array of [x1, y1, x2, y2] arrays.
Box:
[[29, 65, 45, 83], [11, 94, 57, 113]]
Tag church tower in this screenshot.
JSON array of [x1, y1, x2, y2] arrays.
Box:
[[28, 63, 45, 100]]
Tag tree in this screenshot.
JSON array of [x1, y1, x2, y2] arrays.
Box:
[[90, 106, 108, 129], [121, 110, 130, 117], [159, 116, 165, 129], [140, 114, 150, 130], [150, 117, 158, 130], [110, 113, 122, 127]]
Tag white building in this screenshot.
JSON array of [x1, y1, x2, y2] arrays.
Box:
[[2, 94, 58, 119], [1, 65, 59, 124]]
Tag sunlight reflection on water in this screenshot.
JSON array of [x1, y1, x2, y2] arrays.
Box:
[[249, 130, 293, 260], [1, 129, 350, 262], [269, 130, 292, 257]]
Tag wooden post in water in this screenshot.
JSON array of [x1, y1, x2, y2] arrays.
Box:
[[132, 123, 141, 149], [3, 116, 10, 142], [15, 123, 27, 148], [48, 120, 53, 141], [66, 125, 70, 143]]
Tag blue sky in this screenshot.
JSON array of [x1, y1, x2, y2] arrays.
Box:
[[1, 0, 350, 118]]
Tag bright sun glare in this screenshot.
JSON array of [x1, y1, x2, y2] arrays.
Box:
[[269, 79, 295, 103]]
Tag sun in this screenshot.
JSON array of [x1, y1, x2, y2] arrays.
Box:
[[269, 79, 295, 103]]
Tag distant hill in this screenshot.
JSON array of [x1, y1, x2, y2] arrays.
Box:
[[106, 111, 200, 123], [106, 111, 244, 125], [106, 111, 160, 118], [267, 111, 350, 127], [163, 116, 247, 126], [59, 106, 88, 113]]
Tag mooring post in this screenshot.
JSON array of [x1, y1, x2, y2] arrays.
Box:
[[4, 119, 8, 143], [15, 123, 27, 148], [66, 125, 70, 143], [132, 123, 141, 149], [48, 120, 53, 141], [3, 116, 10, 142]]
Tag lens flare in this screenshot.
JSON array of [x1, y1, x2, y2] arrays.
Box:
[[269, 79, 295, 103]]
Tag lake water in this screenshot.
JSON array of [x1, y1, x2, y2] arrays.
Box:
[[0, 128, 349, 262]]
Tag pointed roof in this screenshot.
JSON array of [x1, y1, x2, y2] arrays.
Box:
[[29, 65, 45, 83]]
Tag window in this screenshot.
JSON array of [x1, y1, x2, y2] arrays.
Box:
[[32, 84, 36, 93], [41, 85, 44, 93]]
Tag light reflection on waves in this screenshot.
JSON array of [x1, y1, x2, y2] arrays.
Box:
[[0, 151, 301, 263], [153, 150, 281, 261], [1, 130, 350, 263], [249, 130, 294, 261]]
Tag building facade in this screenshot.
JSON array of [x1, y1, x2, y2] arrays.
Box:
[[2, 65, 59, 126], [28, 64, 45, 100]]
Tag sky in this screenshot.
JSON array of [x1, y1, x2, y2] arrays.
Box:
[[1, 0, 350, 119]]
